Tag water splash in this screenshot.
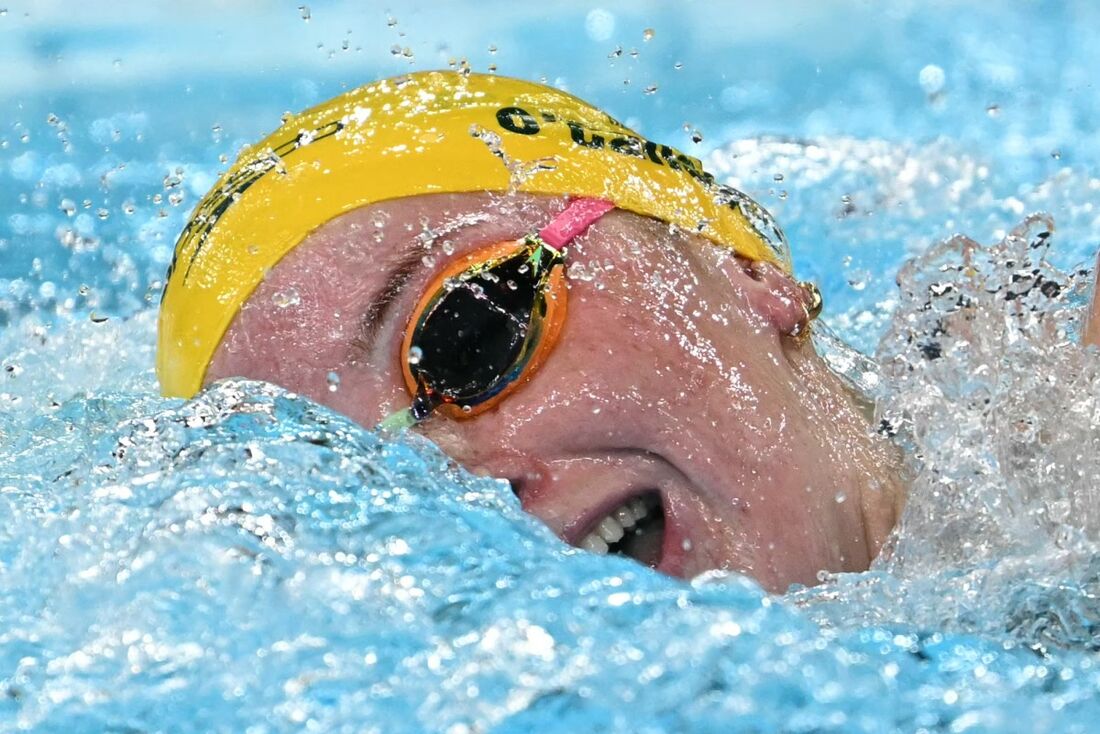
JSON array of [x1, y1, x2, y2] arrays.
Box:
[[1, 371, 1099, 731], [795, 215, 1100, 656]]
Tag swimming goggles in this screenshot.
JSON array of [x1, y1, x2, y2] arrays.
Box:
[[379, 197, 823, 430], [380, 198, 614, 430]]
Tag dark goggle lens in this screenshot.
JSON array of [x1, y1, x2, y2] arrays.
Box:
[[409, 242, 562, 408]]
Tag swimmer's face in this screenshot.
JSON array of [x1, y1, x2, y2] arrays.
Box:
[[207, 192, 904, 592]]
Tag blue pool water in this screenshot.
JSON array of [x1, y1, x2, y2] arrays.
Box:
[[5, 2, 1100, 731]]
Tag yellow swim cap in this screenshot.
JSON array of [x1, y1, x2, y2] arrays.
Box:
[[158, 70, 791, 398]]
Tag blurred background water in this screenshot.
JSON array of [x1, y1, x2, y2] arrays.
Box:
[[5, 1, 1100, 732]]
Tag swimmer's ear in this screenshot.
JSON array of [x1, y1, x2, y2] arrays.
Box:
[[741, 260, 816, 337]]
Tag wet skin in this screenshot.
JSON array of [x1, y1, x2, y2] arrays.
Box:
[[207, 192, 906, 592]]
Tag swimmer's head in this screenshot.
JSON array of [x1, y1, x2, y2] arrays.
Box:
[[158, 72, 904, 590], [157, 71, 793, 397]]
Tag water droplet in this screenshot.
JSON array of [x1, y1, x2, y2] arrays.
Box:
[[122, 201, 135, 216], [461, 404, 473, 414], [585, 8, 616, 42], [673, 61, 683, 70], [272, 289, 300, 308], [96, 208, 109, 221], [387, 16, 398, 27], [847, 270, 870, 291], [298, 5, 310, 21], [773, 173, 784, 182], [918, 64, 945, 95], [642, 28, 655, 41], [835, 491, 847, 503], [642, 84, 658, 95], [407, 346, 423, 365], [326, 371, 340, 392], [1051, 150, 1062, 160], [986, 103, 1001, 118], [608, 45, 623, 59], [390, 44, 402, 56], [487, 44, 497, 55], [691, 129, 703, 144], [59, 199, 75, 217]]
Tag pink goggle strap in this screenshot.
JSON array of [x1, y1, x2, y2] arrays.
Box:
[[537, 198, 615, 249]]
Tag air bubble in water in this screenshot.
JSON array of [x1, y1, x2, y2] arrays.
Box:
[[59, 199, 76, 217], [326, 371, 340, 392], [407, 346, 423, 365], [835, 491, 847, 504], [642, 28, 655, 41], [298, 5, 310, 21], [643, 84, 658, 95], [986, 103, 1001, 117]]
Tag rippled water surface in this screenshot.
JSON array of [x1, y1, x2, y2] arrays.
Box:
[[5, 2, 1100, 731]]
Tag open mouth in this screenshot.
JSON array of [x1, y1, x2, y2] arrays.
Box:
[[575, 490, 665, 568]]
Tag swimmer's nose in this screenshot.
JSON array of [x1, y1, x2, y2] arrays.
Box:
[[722, 257, 817, 337]]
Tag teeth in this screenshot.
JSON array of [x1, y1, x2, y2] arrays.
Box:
[[613, 506, 636, 529], [596, 516, 624, 543], [577, 494, 659, 556], [579, 534, 609, 554]]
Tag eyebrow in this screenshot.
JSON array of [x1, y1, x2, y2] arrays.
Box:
[[354, 244, 428, 354]]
